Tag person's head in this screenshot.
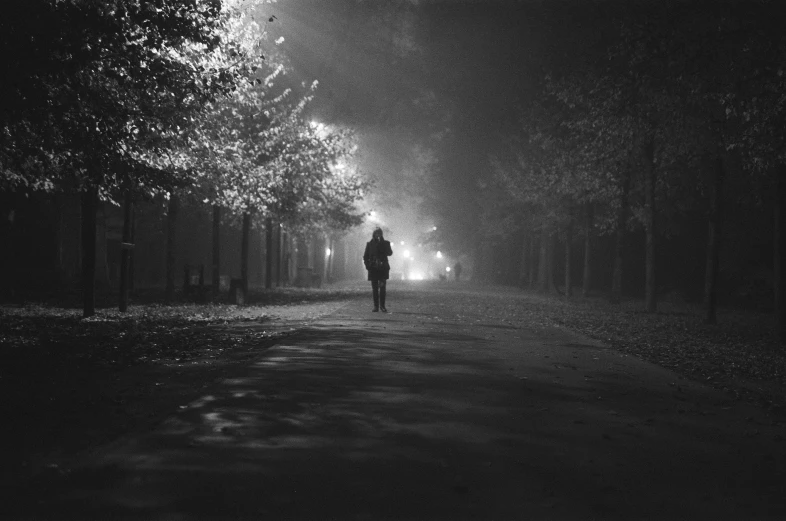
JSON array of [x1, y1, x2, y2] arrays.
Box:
[[372, 227, 384, 241]]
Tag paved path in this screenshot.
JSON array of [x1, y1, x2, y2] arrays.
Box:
[[16, 288, 786, 520]]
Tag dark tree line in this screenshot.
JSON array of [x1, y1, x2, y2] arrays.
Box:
[[425, 1, 786, 341], [0, 1, 366, 315]]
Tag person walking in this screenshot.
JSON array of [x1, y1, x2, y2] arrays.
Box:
[[363, 227, 393, 312]]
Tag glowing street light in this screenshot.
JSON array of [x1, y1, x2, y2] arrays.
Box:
[[400, 241, 405, 246], [446, 266, 451, 272], [403, 250, 411, 259], [436, 251, 443, 259], [325, 248, 331, 257]]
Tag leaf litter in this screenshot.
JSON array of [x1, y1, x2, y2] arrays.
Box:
[[445, 287, 786, 413], [0, 288, 357, 484]]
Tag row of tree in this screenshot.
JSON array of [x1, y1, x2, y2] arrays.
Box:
[[0, 0, 366, 316], [428, 1, 784, 340]]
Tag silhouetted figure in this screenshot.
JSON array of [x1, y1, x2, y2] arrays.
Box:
[[363, 227, 393, 312], [454, 261, 463, 281]]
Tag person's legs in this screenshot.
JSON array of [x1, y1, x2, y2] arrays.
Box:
[[379, 280, 387, 312], [371, 280, 379, 311]]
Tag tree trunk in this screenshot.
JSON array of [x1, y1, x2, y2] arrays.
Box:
[[342, 236, 350, 281], [565, 221, 573, 299], [611, 170, 631, 304], [241, 212, 251, 294], [265, 216, 273, 289], [283, 230, 291, 285], [165, 195, 179, 302], [212, 204, 221, 298], [295, 234, 309, 286], [704, 153, 725, 324], [482, 240, 495, 283], [643, 140, 657, 313], [129, 201, 136, 292], [547, 231, 557, 294], [313, 234, 326, 285], [323, 235, 330, 280], [81, 188, 97, 318], [55, 195, 65, 285], [582, 203, 594, 297], [119, 191, 133, 312], [276, 226, 284, 286], [333, 237, 343, 281], [775, 166, 786, 342], [328, 236, 337, 282], [518, 231, 530, 288], [272, 222, 279, 287], [537, 228, 550, 293], [296, 235, 309, 267], [95, 204, 110, 289], [528, 231, 538, 288]]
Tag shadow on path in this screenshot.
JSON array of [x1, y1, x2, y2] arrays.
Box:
[[11, 298, 786, 520]]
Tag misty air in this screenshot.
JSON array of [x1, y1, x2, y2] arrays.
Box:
[[1, 1, 785, 519]]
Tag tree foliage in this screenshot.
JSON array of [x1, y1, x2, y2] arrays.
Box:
[[0, 0, 264, 197], [421, 0, 786, 326], [0, 0, 366, 233]]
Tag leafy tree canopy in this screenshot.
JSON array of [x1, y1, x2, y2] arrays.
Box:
[[0, 0, 262, 198]]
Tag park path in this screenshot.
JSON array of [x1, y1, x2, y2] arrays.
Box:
[[17, 286, 786, 520]]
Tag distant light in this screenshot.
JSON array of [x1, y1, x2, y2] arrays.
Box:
[[400, 241, 405, 246], [310, 120, 324, 131], [325, 248, 331, 257], [436, 251, 443, 259], [431, 226, 437, 231], [446, 266, 451, 272], [403, 250, 411, 259], [409, 272, 424, 281]]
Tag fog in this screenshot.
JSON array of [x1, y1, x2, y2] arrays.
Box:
[[261, 0, 618, 277], [2, 0, 784, 318], [2, 3, 786, 516], [257, 1, 782, 319]]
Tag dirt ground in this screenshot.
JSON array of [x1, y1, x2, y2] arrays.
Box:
[[5, 283, 786, 520]]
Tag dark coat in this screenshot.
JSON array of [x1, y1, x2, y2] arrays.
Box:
[[363, 239, 393, 281]]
